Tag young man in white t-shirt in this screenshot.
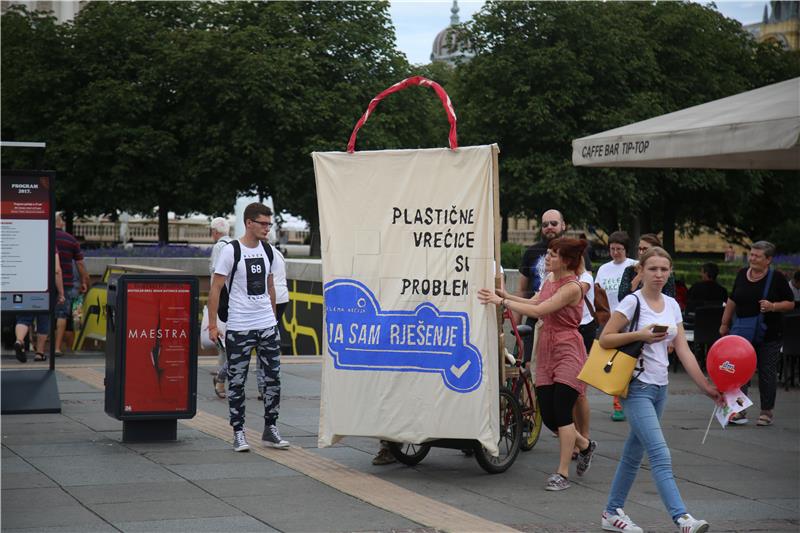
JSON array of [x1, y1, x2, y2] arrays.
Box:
[[207, 203, 288, 452], [594, 231, 636, 422]]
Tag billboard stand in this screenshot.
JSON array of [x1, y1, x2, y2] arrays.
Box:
[[123, 419, 178, 442], [1, 168, 60, 414], [104, 274, 198, 443]]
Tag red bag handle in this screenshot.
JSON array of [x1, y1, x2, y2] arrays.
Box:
[[347, 76, 458, 153]]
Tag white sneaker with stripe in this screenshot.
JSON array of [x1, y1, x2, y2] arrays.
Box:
[[676, 513, 709, 533], [601, 508, 643, 532]]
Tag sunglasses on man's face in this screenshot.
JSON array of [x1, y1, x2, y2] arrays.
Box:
[[542, 220, 561, 228], [250, 219, 273, 228]]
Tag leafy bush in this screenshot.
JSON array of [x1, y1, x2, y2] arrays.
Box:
[[501, 242, 525, 270]]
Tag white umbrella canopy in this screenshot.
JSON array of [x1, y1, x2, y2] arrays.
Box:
[[572, 77, 800, 170]]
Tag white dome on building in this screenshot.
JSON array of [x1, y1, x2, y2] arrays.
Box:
[[430, 1, 474, 65]]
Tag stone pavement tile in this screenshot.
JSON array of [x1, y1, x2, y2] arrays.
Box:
[[193, 472, 308, 498], [639, 497, 798, 521], [311, 443, 382, 469], [226, 477, 420, 532], [56, 374, 105, 394], [66, 411, 127, 432], [143, 449, 271, 465], [2, 470, 58, 489], [2, 427, 101, 445], [6, 440, 130, 458], [2, 455, 37, 474], [671, 464, 796, 499], [67, 481, 211, 504], [120, 429, 231, 453], [26, 453, 184, 487], [2, 486, 77, 509], [710, 519, 800, 532], [284, 434, 319, 448], [760, 497, 800, 512], [2, 503, 110, 530], [2, 420, 91, 435], [377, 467, 555, 526], [1, 445, 19, 458], [88, 496, 242, 523], [4, 526, 116, 533], [166, 459, 303, 481], [116, 515, 279, 532]]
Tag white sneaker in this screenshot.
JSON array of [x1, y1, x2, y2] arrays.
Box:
[[233, 430, 250, 452], [676, 513, 709, 533], [602, 508, 643, 532]]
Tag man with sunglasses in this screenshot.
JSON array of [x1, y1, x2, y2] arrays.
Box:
[[207, 203, 289, 452], [517, 210, 592, 361]]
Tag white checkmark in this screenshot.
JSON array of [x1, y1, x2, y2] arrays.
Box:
[[450, 360, 471, 378]]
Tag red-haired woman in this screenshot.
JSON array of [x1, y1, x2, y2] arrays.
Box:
[[479, 237, 597, 491]]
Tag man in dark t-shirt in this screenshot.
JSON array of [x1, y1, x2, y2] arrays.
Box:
[[55, 214, 90, 355], [687, 262, 728, 311]]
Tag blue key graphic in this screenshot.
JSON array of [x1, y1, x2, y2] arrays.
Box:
[[324, 279, 483, 393]]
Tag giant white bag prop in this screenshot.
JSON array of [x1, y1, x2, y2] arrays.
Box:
[[313, 77, 501, 454]]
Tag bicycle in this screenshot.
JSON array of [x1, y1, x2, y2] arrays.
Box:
[[388, 384, 522, 474], [502, 307, 543, 451], [389, 308, 535, 473]]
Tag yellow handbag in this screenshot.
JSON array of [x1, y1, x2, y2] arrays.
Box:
[[578, 296, 643, 398]]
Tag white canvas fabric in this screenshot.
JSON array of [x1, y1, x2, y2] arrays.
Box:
[[572, 77, 800, 170], [313, 145, 500, 455]]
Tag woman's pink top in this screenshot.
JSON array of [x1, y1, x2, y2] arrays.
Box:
[[535, 274, 587, 394]]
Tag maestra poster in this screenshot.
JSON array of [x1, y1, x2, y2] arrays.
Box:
[[123, 282, 192, 413], [313, 145, 500, 454]]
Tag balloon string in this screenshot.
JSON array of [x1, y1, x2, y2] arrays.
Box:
[[701, 405, 717, 444]]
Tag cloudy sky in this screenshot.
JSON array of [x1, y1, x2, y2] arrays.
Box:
[[389, 1, 768, 65]]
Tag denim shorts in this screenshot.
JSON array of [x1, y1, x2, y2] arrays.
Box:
[[16, 314, 50, 335], [55, 287, 78, 320]]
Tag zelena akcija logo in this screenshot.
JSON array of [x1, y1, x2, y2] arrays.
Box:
[[719, 361, 736, 374], [323, 279, 482, 393]]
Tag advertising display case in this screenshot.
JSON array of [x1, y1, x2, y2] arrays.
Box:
[[0, 169, 60, 414], [104, 274, 198, 441]]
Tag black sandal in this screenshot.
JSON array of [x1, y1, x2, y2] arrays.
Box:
[[14, 341, 27, 363], [34, 352, 47, 362]]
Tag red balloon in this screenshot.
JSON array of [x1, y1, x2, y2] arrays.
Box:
[[706, 335, 757, 392]]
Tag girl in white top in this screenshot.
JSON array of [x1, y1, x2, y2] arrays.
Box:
[[598, 247, 721, 533]]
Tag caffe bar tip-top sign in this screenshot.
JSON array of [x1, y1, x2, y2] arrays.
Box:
[[313, 76, 500, 455]]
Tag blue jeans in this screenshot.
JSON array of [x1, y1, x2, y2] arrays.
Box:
[[605, 379, 687, 522]]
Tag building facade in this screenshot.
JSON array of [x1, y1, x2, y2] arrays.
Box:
[[744, 1, 799, 50]]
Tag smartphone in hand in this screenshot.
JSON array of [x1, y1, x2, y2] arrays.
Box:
[[651, 325, 669, 334]]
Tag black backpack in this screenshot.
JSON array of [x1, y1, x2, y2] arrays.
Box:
[[218, 240, 274, 322]]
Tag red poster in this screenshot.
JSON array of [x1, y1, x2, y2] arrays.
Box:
[[0, 176, 50, 219], [123, 282, 192, 413]]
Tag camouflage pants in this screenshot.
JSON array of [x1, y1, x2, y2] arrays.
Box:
[[225, 327, 281, 431]]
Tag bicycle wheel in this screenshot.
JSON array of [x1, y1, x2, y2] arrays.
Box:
[[474, 387, 522, 474], [518, 379, 543, 451], [387, 442, 431, 466]]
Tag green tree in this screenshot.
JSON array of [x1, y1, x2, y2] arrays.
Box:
[[456, 1, 799, 251]]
